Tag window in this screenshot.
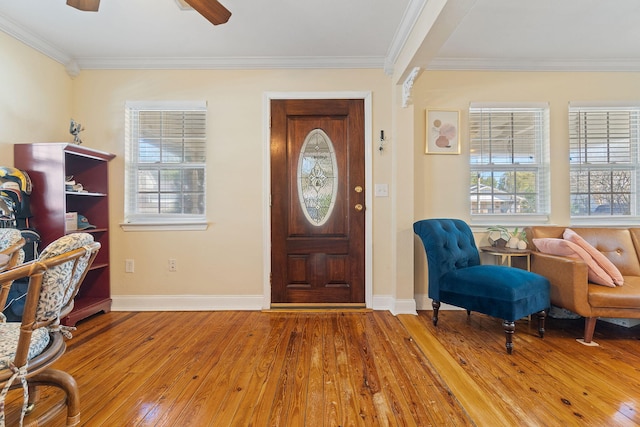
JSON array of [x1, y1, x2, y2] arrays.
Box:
[[469, 103, 550, 222], [569, 103, 640, 218], [124, 101, 207, 226]]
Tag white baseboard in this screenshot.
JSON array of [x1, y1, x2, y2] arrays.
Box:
[[372, 295, 417, 315], [112, 295, 264, 311], [113, 294, 418, 315], [415, 293, 464, 311]]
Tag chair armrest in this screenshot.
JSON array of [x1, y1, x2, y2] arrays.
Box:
[[530, 251, 592, 316]]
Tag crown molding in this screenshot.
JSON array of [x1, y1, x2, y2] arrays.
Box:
[[427, 57, 640, 72], [383, 0, 427, 76], [7, 5, 639, 76], [0, 13, 71, 67], [0, 10, 386, 74], [74, 55, 386, 71]]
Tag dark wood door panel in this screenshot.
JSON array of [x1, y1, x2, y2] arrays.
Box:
[[271, 98, 365, 305]]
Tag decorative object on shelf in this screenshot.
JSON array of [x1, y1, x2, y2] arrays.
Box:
[[65, 175, 87, 193], [487, 226, 528, 249], [65, 212, 77, 232], [69, 118, 84, 145], [425, 109, 460, 154], [76, 214, 96, 230]]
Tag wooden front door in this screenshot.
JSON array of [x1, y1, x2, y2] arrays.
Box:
[[271, 99, 365, 306]]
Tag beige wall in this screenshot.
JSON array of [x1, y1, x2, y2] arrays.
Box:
[[7, 27, 640, 311], [71, 69, 396, 304], [412, 70, 640, 298], [1, 29, 410, 310], [0, 32, 72, 160]]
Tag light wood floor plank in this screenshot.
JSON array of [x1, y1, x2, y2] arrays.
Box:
[[5, 309, 640, 426]]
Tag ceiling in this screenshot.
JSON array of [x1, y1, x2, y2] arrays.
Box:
[[1, 0, 640, 77]]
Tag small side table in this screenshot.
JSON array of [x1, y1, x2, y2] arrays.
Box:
[[480, 246, 531, 271]]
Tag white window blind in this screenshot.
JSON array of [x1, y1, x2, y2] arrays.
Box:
[[569, 104, 640, 217], [124, 101, 207, 224], [469, 104, 550, 220]]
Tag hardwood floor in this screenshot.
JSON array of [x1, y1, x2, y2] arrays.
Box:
[[5, 310, 640, 426]]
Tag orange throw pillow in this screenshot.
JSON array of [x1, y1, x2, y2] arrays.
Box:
[[563, 228, 624, 286], [533, 238, 616, 287]]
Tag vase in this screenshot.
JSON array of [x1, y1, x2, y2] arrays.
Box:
[[507, 237, 520, 248]]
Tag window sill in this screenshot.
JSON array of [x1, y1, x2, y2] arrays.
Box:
[[570, 216, 640, 227], [120, 222, 209, 232]]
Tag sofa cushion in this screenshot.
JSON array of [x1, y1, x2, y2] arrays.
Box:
[[533, 238, 615, 287], [588, 277, 640, 308], [564, 228, 624, 286], [0, 323, 50, 369]]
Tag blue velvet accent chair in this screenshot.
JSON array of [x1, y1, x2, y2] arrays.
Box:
[[413, 218, 550, 354]]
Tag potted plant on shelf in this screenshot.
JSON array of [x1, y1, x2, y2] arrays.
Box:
[[487, 226, 528, 250]]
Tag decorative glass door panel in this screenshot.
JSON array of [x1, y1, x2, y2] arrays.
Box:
[[297, 129, 338, 227]]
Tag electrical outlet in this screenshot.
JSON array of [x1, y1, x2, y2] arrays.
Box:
[[125, 259, 134, 273], [168, 259, 177, 272]]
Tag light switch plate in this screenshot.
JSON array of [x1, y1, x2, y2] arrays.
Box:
[[375, 184, 389, 197]]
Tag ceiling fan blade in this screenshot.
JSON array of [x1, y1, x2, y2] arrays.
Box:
[[66, 0, 100, 12], [184, 0, 231, 25]]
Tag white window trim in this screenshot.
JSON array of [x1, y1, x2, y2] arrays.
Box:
[[468, 102, 551, 226], [122, 100, 209, 231], [120, 222, 208, 232], [568, 102, 640, 224]]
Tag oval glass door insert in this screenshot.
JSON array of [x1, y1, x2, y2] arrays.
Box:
[[297, 128, 338, 226]]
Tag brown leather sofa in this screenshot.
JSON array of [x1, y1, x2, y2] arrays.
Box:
[[525, 226, 640, 343]]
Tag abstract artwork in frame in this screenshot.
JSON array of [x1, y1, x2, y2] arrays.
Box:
[[425, 109, 460, 154]]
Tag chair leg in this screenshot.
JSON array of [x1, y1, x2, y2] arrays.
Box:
[[583, 317, 597, 343], [432, 300, 441, 326], [26, 383, 38, 414], [536, 310, 546, 338], [29, 369, 80, 426], [503, 320, 515, 354]]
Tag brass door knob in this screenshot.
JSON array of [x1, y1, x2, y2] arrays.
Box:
[[355, 186, 363, 193], [355, 203, 363, 211]]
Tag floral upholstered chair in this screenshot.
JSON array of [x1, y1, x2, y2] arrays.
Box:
[[0, 233, 100, 426], [0, 229, 26, 321]]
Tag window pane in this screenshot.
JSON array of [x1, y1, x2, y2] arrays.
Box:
[[469, 106, 549, 217], [125, 102, 207, 222], [569, 106, 638, 217]]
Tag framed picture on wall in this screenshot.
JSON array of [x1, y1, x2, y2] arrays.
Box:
[[425, 109, 460, 154]]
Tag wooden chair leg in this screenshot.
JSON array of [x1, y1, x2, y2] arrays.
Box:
[[503, 320, 515, 354], [583, 317, 597, 343], [432, 300, 441, 326], [30, 369, 80, 426], [536, 310, 546, 338], [26, 383, 38, 414]]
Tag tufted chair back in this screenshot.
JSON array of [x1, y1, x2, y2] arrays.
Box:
[[413, 218, 481, 301]]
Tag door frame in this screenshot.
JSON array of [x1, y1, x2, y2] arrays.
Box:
[[262, 91, 373, 309]]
